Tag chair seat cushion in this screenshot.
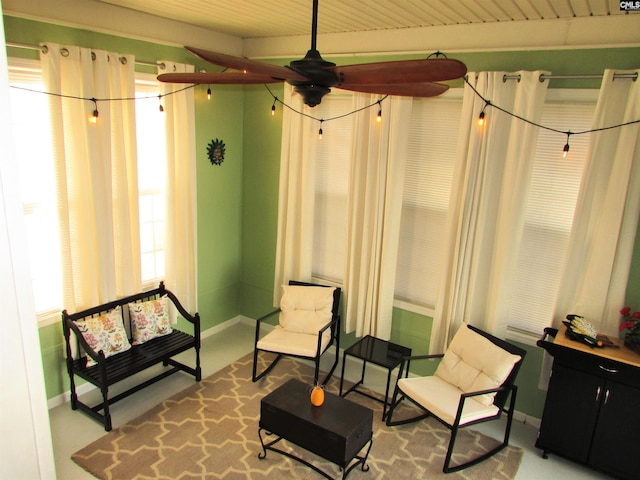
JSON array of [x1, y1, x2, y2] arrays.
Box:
[[257, 326, 331, 357], [434, 324, 521, 406], [398, 376, 499, 426]]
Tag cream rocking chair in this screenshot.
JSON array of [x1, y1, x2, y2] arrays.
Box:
[[252, 281, 341, 386], [386, 323, 526, 473]]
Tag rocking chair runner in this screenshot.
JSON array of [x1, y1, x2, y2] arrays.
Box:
[[386, 323, 526, 473], [252, 281, 341, 386]]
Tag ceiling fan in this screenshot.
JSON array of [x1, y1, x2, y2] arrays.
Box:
[[157, 0, 467, 107]]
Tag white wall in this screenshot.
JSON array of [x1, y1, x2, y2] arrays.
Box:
[[0, 0, 56, 477]]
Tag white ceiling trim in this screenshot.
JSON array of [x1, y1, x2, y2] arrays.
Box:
[[244, 15, 640, 59]]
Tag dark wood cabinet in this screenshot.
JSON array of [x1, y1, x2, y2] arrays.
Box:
[[537, 327, 640, 480]]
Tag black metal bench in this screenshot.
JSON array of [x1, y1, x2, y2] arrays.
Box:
[[62, 281, 201, 431]]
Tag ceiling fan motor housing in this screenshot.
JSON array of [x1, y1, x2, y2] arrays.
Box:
[[287, 49, 339, 107]]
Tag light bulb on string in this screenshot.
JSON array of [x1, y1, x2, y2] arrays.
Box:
[[158, 94, 164, 113], [89, 98, 99, 124], [478, 110, 485, 126], [207, 86, 212, 100], [478, 100, 490, 126], [318, 120, 324, 139], [376, 101, 382, 123], [563, 133, 571, 159], [271, 98, 277, 116]]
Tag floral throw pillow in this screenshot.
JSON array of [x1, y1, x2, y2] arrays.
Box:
[[74, 305, 131, 366], [129, 295, 172, 345]]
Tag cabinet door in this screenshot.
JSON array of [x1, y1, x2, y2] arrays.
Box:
[[536, 364, 601, 462], [590, 381, 640, 480]]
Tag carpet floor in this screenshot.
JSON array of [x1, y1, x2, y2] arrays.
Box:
[[72, 353, 523, 479]]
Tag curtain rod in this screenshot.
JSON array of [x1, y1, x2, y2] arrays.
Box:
[[9, 41, 637, 81], [6, 41, 164, 69], [504, 72, 638, 82]]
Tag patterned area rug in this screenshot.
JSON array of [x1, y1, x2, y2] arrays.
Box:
[[72, 353, 523, 479]]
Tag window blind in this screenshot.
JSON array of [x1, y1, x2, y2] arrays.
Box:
[[507, 89, 597, 336], [395, 91, 462, 306], [312, 94, 353, 283]]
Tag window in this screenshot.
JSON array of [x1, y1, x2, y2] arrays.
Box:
[[312, 93, 353, 283], [8, 59, 61, 316], [506, 89, 597, 337], [310, 87, 598, 340], [8, 59, 167, 324], [395, 90, 463, 310], [135, 75, 167, 284]]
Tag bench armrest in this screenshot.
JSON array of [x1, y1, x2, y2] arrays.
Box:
[[63, 315, 105, 367]]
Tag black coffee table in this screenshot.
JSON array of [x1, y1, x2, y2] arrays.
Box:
[[259, 378, 373, 479], [339, 335, 412, 420]]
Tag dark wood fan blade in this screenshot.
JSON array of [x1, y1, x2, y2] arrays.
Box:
[[336, 82, 449, 97], [185, 46, 308, 82], [157, 72, 282, 84], [332, 58, 467, 85]]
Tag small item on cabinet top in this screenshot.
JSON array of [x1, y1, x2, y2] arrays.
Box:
[[563, 314, 604, 348]]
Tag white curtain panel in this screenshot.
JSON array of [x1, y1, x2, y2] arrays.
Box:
[[343, 94, 412, 339], [554, 69, 640, 336], [159, 61, 198, 313], [41, 43, 140, 312], [432, 71, 549, 352], [273, 85, 318, 306]]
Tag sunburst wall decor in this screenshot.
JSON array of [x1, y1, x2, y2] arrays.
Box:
[[207, 138, 226, 165]]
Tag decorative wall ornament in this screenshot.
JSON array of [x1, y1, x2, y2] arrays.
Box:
[[207, 138, 226, 165]]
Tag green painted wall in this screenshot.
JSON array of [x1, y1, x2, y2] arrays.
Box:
[[4, 15, 245, 400]]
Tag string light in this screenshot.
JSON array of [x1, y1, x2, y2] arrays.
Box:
[[376, 101, 382, 123], [89, 98, 99, 124], [463, 77, 640, 159], [207, 86, 212, 100], [11, 79, 638, 154], [271, 98, 277, 116], [478, 100, 490, 126], [263, 85, 389, 140], [563, 132, 571, 158]]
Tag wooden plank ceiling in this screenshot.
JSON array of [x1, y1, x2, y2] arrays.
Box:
[[98, 0, 628, 39]]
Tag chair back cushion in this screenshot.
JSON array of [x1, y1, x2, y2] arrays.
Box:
[[279, 285, 336, 335], [435, 324, 521, 406]]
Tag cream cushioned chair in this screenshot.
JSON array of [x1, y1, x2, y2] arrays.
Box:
[[252, 281, 341, 386], [386, 323, 526, 473]]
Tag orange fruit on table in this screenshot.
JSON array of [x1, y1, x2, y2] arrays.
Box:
[[310, 385, 325, 406]]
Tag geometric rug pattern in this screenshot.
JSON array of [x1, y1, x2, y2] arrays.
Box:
[[72, 353, 523, 479]]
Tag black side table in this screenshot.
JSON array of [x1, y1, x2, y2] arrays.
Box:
[[339, 335, 411, 420]]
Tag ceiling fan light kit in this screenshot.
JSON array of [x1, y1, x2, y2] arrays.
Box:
[[157, 0, 467, 107]]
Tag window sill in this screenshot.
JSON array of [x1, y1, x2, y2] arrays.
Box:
[[38, 309, 61, 328], [505, 326, 543, 347]]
